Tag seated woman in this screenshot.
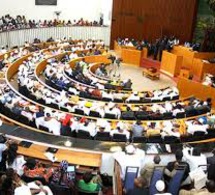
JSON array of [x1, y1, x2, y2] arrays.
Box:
[[23, 158, 54, 184], [1, 168, 53, 195], [78, 171, 102, 192]]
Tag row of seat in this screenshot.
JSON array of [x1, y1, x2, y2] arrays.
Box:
[[71, 129, 215, 143], [20, 84, 210, 121], [2, 101, 215, 144], [49, 76, 179, 104]]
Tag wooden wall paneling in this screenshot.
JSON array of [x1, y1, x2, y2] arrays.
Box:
[[111, 0, 198, 48], [194, 52, 215, 60]]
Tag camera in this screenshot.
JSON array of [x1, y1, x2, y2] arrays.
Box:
[[107, 55, 116, 63]]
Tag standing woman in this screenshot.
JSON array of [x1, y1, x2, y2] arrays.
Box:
[[6, 142, 26, 176]]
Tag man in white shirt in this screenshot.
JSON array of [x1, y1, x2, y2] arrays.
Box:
[[110, 127, 130, 140], [96, 119, 111, 132], [69, 52, 78, 59], [113, 144, 145, 179], [35, 114, 61, 136], [102, 90, 113, 100], [77, 119, 97, 137], [186, 120, 208, 135], [161, 121, 180, 138], [126, 92, 140, 102], [182, 146, 207, 172]]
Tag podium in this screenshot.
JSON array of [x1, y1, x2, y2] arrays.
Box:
[[160, 51, 183, 77], [114, 41, 148, 66]]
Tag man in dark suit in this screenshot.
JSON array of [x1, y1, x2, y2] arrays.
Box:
[[164, 149, 190, 183], [207, 149, 215, 181], [207, 149, 215, 165]]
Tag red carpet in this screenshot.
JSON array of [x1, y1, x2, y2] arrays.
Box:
[[140, 57, 202, 84], [140, 57, 161, 69]]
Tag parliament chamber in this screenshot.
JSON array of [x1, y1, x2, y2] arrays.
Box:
[[0, 0, 215, 195]]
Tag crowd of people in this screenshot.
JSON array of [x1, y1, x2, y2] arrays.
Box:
[[0, 137, 109, 194], [117, 36, 179, 61], [1, 84, 214, 140], [0, 14, 106, 32], [0, 40, 213, 143], [0, 136, 215, 194], [114, 144, 215, 195], [184, 42, 201, 52], [0, 36, 214, 195]]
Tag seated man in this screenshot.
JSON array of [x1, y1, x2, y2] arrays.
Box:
[[132, 120, 145, 138], [185, 119, 208, 135], [110, 126, 130, 140], [182, 146, 207, 172], [161, 121, 180, 138], [77, 119, 97, 137], [104, 104, 121, 119], [140, 155, 161, 187], [126, 92, 140, 102], [113, 144, 145, 179], [179, 180, 215, 195], [96, 119, 111, 132], [164, 149, 190, 185], [155, 180, 172, 195], [123, 79, 132, 89], [35, 113, 61, 135]]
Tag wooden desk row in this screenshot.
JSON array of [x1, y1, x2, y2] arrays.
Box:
[[1, 125, 102, 168], [5, 52, 208, 124], [171, 46, 215, 70], [35, 53, 181, 105], [114, 41, 148, 66], [18, 143, 102, 168]]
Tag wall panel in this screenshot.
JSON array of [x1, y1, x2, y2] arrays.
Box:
[[111, 0, 198, 47]]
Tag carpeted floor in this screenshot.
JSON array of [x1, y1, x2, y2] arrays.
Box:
[[117, 63, 176, 91]]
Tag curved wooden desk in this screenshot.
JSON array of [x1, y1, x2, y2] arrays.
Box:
[[177, 77, 215, 108], [18, 141, 102, 168], [192, 58, 215, 80], [114, 41, 148, 66], [5, 51, 208, 123], [171, 45, 215, 77], [37, 53, 181, 105]]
